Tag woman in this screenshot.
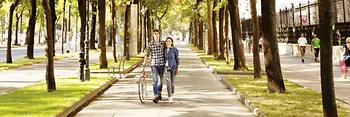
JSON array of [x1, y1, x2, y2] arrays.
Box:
[[342, 37, 350, 79], [164, 37, 179, 103]]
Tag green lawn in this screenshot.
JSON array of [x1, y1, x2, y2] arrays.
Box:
[[0, 55, 68, 71], [188, 44, 254, 72], [224, 76, 350, 117], [0, 76, 111, 117], [90, 57, 142, 70]]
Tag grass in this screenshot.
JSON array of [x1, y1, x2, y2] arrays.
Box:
[[0, 76, 111, 117], [0, 55, 68, 71], [188, 44, 254, 72], [90, 57, 142, 70], [224, 76, 350, 117]]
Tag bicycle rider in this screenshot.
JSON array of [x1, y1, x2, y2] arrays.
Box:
[[143, 29, 165, 103]]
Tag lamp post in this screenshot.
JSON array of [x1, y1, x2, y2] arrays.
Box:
[[85, 0, 90, 81], [141, 6, 146, 52]]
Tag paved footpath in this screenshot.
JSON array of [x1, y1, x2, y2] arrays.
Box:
[[0, 51, 102, 95], [76, 42, 254, 117], [243, 48, 350, 105]]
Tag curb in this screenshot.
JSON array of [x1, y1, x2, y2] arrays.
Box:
[[192, 50, 267, 117], [54, 78, 119, 117]]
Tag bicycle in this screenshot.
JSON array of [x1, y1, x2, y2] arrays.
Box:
[[138, 64, 150, 103]]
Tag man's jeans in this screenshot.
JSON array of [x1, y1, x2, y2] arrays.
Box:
[[152, 66, 165, 96]]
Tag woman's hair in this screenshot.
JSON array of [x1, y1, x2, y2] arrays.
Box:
[[166, 37, 174, 47], [346, 37, 350, 43]]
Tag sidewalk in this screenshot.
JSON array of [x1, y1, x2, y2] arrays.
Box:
[[0, 51, 102, 95], [243, 49, 350, 105], [76, 42, 254, 117]]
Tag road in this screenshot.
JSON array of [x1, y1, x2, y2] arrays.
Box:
[[0, 41, 79, 62]]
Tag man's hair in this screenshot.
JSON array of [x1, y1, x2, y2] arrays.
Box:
[[153, 29, 160, 33]]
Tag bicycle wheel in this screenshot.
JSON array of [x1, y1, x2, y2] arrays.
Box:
[[138, 76, 147, 103]]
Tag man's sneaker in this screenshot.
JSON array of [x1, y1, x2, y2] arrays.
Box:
[[153, 97, 158, 103], [168, 96, 173, 104], [302, 59, 305, 63], [158, 93, 162, 100]]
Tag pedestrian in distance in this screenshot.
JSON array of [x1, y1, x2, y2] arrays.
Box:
[[247, 36, 253, 53], [341, 37, 350, 79], [298, 33, 308, 63], [311, 34, 320, 62], [143, 29, 166, 103], [163, 37, 179, 104]]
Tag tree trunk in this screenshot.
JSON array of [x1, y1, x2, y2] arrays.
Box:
[[99, 0, 108, 68], [207, 0, 213, 55], [61, 0, 66, 54], [27, 0, 36, 59], [189, 22, 193, 44], [250, 0, 262, 79], [78, 0, 86, 51], [228, 0, 247, 70], [261, 0, 286, 93], [217, 1, 225, 60], [6, 0, 20, 63], [15, 13, 19, 46], [194, 21, 198, 47], [198, 21, 204, 50], [124, 4, 131, 60], [42, 0, 56, 92], [213, 0, 218, 57], [49, 0, 56, 56], [146, 10, 152, 43], [319, 0, 338, 116], [225, 7, 230, 64], [137, 0, 142, 54], [90, 2, 97, 49], [111, 0, 117, 62]]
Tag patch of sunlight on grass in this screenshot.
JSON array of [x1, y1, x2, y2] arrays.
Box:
[[188, 44, 204, 53], [90, 57, 142, 70], [0, 76, 111, 117], [0, 55, 68, 71], [224, 76, 350, 117]]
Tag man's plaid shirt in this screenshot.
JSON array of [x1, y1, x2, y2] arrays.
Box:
[[146, 40, 165, 66]]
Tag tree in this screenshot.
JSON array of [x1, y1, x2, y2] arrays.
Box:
[[250, 0, 261, 79], [137, 0, 142, 54], [6, 0, 21, 64], [212, 0, 218, 57], [227, 0, 247, 70], [224, 6, 229, 64], [319, 0, 338, 116], [49, 0, 56, 56], [217, 0, 226, 60], [124, 3, 131, 60], [99, 0, 108, 68], [261, 0, 286, 93], [78, 0, 86, 50], [111, 0, 117, 62], [90, 0, 97, 49], [42, 0, 56, 92], [26, 0, 36, 59], [61, 0, 67, 54], [206, 0, 213, 55]]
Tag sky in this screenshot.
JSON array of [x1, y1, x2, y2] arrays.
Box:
[[239, 0, 317, 18]]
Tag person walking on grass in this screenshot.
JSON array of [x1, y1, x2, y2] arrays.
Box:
[[298, 33, 308, 63], [311, 34, 320, 62], [164, 37, 179, 104], [143, 29, 165, 103]]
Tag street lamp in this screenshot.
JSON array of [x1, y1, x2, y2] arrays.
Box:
[[141, 6, 147, 52]]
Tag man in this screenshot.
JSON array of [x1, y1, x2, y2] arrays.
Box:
[[143, 29, 165, 103], [311, 34, 320, 62], [298, 33, 308, 63]]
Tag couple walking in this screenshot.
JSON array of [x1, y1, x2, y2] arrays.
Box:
[[143, 29, 180, 104]]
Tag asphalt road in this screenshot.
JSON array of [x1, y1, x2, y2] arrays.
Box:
[[0, 43, 78, 62]]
